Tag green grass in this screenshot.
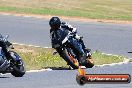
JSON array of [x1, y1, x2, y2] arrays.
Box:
[[14, 44, 67, 71], [129, 59, 132, 62], [13, 44, 124, 71], [92, 50, 124, 65], [0, 0, 132, 20]]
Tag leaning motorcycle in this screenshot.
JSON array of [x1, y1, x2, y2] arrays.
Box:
[[0, 35, 25, 77], [54, 31, 94, 69]]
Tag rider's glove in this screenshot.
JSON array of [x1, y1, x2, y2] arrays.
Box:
[[75, 34, 81, 40], [72, 28, 77, 34], [63, 22, 77, 33]]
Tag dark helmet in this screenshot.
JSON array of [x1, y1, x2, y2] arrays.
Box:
[[49, 17, 61, 29]]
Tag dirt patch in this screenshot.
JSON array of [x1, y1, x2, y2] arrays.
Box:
[[0, 12, 132, 24], [13, 44, 39, 56], [16, 48, 34, 53]]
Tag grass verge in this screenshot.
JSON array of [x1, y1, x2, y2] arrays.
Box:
[[129, 59, 132, 62], [92, 50, 124, 65], [0, 0, 132, 20], [13, 44, 124, 71]]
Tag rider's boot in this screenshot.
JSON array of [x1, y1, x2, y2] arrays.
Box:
[[78, 38, 92, 57], [84, 48, 92, 58]]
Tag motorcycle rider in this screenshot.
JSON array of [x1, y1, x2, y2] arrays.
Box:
[[61, 21, 89, 52], [0, 34, 13, 61], [49, 17, 91, 65]]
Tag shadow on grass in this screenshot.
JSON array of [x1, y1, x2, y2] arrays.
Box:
[[0, 76, 10, 78], [45, 67, 73, 70], [128, 52, 132, 53]]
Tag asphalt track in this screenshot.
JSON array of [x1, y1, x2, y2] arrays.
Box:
[[0, 14, 132, 88]]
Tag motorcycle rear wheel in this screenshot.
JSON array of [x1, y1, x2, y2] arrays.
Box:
[[11, 59, 25, 77], [63, 49, 79, 69]]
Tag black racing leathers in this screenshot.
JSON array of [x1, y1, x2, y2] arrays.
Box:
[[0, 40, 12, 60], [50, 22, 78, 48], [50, 22, 86, 63]]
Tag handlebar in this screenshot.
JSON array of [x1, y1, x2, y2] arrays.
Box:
[[0, 34, 9, 42], [3, 35, 9, 42]]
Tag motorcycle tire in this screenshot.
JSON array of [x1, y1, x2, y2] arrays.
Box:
[[10, 51, 25, 77], [62, 48, 79, 69]]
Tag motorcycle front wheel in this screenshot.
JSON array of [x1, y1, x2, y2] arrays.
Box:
[[10, 51, 25, 77]]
